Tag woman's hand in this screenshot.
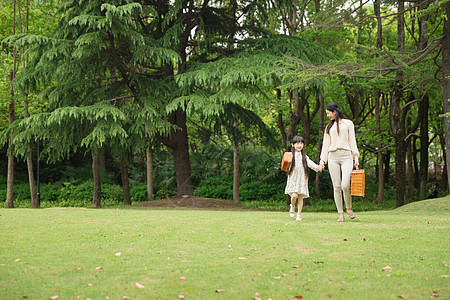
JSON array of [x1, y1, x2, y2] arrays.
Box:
[[318, 163, 325, 172], [354, 162, 359, 170]]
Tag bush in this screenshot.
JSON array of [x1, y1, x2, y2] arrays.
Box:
[[239, 181, 285, 201], [194, 174, 286, 201], [130, 182, 149, 202], [194, 175, 233, 200]]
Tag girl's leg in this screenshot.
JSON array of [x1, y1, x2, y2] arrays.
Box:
[[290, 193, 298, 215], [297, 194, 304, 215], [290, 193, 298, 209]]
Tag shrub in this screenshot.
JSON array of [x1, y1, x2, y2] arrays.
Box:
[[130, 182, 149, 202], [194, 175, 233, 200]]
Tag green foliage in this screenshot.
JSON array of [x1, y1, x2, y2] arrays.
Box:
[[193, 175, 233, 200], [130, 182, 148, 202]]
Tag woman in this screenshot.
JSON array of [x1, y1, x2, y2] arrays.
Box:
[[318, 102, 359, 222]]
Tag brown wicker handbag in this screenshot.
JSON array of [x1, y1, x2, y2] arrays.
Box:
[[281, 152, 293, 172], [350, 169, 365, 197]]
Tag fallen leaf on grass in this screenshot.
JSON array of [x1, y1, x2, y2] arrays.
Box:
[[238, 257, 247, 260], [426, 276, 429, 281], [49, 296, 58, 300], [15, 259, 21, 262], [227, 244, 231, 248], [432, 291, 439, 297], [215, 289, 225, 293], [396, 295, 405, 299], [314, 261, 324, 264], [343, 239, 348, 241], [295, 296, 304, 299], [178, 296, 185, 299], [292, 265, 299, 268], [441, 275, 450, 278], [386, 274, 391, 277], [115, 252, 122, 257], [273, 276, 281, 279], [87, 283, 93, 286], [382, 266, 392, 270], [135, 283, 145, 289], [95, 267, 103, 270], [179, 276, 186, 281]]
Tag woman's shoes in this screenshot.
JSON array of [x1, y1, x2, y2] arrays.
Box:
[[347, 211, 356, 219], [289, 204, 295, 217], [337, 216, 345, 222], [296, 214, 302, 221]]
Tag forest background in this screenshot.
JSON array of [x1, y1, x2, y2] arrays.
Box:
[[1, 0, 449, 210]]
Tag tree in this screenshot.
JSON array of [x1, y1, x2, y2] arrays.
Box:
[[8, 1, 178, 205], [442, 0, 450, 192]]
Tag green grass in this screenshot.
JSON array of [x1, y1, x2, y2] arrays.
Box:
[[0, 197, 449, 299]]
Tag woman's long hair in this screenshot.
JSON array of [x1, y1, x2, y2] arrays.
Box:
[[325, 102, 345, 135], [289, 136, 309, 179]]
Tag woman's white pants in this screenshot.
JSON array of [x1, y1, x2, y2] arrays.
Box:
[[328, 150, 353, 213]]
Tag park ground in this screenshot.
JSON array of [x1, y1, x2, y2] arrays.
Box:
[[0, 196, 449, 299]]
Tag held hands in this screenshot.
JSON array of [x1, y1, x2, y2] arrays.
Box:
[[318, 163, 325, 172]]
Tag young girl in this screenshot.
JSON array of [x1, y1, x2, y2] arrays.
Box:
[[285, 136, 320, 221]]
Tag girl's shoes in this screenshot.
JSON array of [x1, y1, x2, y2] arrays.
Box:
[[296, 214, 302, 221], [289, 204, 295, 217], [337, 216, 345, 222]]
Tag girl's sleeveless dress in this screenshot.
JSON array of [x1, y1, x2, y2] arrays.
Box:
[[284, 152, 319, 198]]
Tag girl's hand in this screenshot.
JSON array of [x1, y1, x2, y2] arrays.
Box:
[[318, 163, 325, 172]]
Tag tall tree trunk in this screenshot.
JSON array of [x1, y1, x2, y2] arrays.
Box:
[[6, 0, 18, 209], [406, 116, 415, 198], [417, 3, 429, 200], [374, 89, 384, 203], [298, 89, 320, 146], [443, 1, 450, 192], [6, 70, 15, 208], [232, 134, 240, 203], [439, 129, 448, 191], [286, 89, 301, 143], [92, 144, 102, 208], [374, 0, 384, 204], [384, 150, 391, 184], [120, 157, 131, 205], [390, 0, 407, 207], [23, 96, 38, 208], [315, 91, 324, 198], [169, 110, 193, 196], [277, 89, 288, 150], [145, 127, 153, 201], [418, 93, 429, 199]]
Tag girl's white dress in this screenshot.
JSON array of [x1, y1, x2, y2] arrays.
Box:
[[285, 152, 319, 198]]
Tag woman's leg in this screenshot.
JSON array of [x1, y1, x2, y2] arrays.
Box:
[[328, 157, 344, 214], [341, 155, 354, 212]]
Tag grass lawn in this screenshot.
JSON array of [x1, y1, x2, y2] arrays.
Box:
[[0, 197, 449, 300]]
